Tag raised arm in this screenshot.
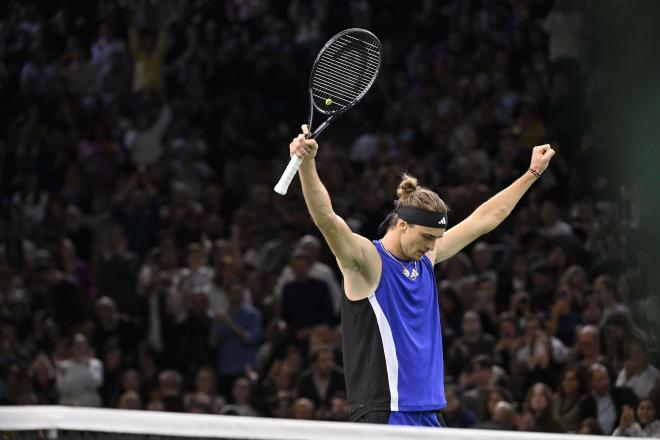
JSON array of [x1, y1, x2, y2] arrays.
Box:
[[434, 144, 555, 264], [290, 126, 378, 284]]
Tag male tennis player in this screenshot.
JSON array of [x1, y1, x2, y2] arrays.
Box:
[[289, 125, 555, 426]]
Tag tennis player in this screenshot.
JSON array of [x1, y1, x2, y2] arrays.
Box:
[[289, 125, 555, 426]]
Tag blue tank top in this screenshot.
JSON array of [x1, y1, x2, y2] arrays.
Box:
[[366, 240, 446, 411]]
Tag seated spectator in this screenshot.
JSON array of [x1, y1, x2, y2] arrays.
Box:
[[515, 313, 568, 389], [441, 384, 478, 428], [494, 312, 521, 375], [482, 387, 514, 425], [291, 397, 315, 420], [117, 390, 142, 410], [327, 394, 349, 422], [612, 399, 660, 438], [475, 401, 517, 431], [183, 367, 225, 414], [294, 345, 345, 412], [552, 365, 589, 432], [579, 417, 604, 435], [522, 382, 564, 432], [594, 274, 630, 325], [579, 363, 638, 434], [616, 338, 660, 401], [149, 369, 184, 412], [462, 355, 508, 420], [571, 324, 607, 369], [27, 354, 57, 404], [448, 310, 496, 378], [220, 377, 259, 417]]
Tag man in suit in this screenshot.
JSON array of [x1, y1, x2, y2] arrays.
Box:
[[579, 363, 637, 434], [295, 345, 345, 413]]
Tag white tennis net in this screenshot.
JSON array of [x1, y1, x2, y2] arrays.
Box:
[[0, 406, 614, 440]]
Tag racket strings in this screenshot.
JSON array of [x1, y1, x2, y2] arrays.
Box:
[[311, 32, 381, 112]]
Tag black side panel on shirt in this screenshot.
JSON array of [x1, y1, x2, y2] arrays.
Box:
[[341, 294, 391, 421]]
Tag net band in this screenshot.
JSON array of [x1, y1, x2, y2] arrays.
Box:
[[0, 405, 601, 440]]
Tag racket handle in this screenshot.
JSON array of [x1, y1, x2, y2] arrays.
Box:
[[274, 155, 304, 195]]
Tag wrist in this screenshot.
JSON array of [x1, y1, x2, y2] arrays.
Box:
[[299, 157, 316, 171], [528, 168, 542, 178]]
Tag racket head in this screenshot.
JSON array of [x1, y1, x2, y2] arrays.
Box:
[[308, 28, 382, 116]]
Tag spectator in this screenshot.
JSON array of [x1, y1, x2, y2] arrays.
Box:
[[552, 365, 589, 432], [95, 226, 141, 316], [448, 311, 496, 379], [462, 355, 507, 420], [578, 417, 604, 435], [291, 397, 315, 420], [280, 248, 333, 342], [171, 290, 213, 377], [27, 354, 57, 404], [55, 333, 103, 407], [117, 390, 142, 410], [155, 369, 184, 412], [92, 296, 141, 363], [274, 235, 342, 317], [294, 346, 345, 411], [442, 385, 478, 428], [515, 313, 568, 389], [579, 363, 638, 434], [522, 382, 564, 432], [32, 250, 89, 334], [129, 25, 168, 95], [475, 401, 517, 431], [183, 367, 226, 414], [613, 399, 660, 438], [594, 275, 630, 325], [220, 377, 259, 417], [616, 338, 660, 401], [210, 281, 262, 396], [571, 325, 606, 369]]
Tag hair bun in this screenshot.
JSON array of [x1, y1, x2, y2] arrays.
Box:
[[396, 173, 418, 199]]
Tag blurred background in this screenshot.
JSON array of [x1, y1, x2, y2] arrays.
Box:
[[0, 0, 659, 436]]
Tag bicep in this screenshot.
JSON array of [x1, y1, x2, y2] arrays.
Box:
[[433, 215, 488, 264]]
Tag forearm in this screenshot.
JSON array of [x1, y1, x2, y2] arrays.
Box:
[[298, 159, 336, 229], [472, 169, 538, 232]]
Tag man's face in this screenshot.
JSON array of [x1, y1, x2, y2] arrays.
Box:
[[579, 331, 599, 356], [591, 368, 610, 396], [314, 351, 334, 377], [400, 222, 444, 261]]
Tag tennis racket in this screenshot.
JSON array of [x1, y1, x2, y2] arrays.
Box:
[[274, 28, 382, 195]]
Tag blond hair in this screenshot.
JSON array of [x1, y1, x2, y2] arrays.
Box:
[[396, 173, 447, 213], [378, 173, 448, 235]]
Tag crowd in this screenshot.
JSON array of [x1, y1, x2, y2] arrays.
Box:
[[1, 0, 659, 436]]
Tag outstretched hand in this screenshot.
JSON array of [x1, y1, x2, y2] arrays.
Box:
[[529, 144, 555, 176], [289, 124, 318, 161]]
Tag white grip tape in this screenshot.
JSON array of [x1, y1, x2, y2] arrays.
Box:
[[273, 155, 304, 195]]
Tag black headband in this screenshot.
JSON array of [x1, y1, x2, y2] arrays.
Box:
[[397, 205, 448, 228]]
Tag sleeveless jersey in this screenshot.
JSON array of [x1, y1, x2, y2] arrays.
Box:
[[341, 240, 446, 420]]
